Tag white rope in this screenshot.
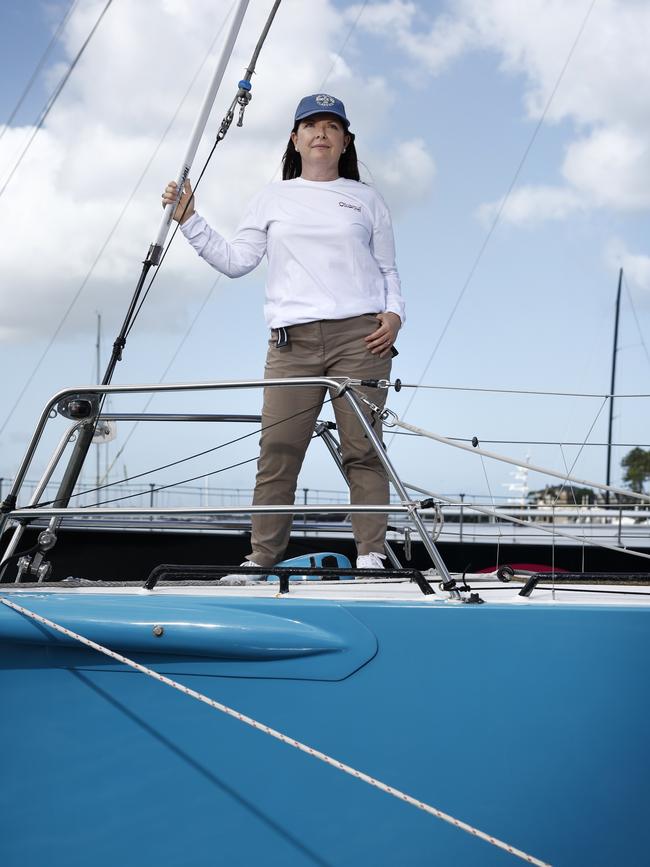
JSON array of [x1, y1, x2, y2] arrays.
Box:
[[0, 595, 551, 867]]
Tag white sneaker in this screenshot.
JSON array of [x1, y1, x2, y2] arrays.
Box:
[[356, 552, 386, 572], [220, 560, 266, 585]]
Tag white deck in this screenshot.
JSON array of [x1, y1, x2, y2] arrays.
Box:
[[3, 576, 650, 607]]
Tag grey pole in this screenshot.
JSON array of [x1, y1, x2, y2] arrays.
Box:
[[341, 389, 453, 582], [605, 268, 623, 505], [150, 0, 252, 262]]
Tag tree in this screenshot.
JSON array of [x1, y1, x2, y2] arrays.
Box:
[[528, 485, 596, 504], [621, 447, 650, 493]]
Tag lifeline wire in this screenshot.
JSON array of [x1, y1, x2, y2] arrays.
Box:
[[392, 416, 650, 503], [359, 392, 650, 503], [88, 434, 315, 507], [387, 433, 650, 448], [0, 594, 551, 867], [36, 395, 333, 507], [391, 0, 599, 434], [394, 383, 650, 399], [89, 454, 259, 507]]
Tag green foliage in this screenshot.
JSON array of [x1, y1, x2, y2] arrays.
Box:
[[528, 485, 596, 504], [621, 447, 650, 493]]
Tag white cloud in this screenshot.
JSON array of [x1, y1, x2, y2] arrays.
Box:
[[350, 1, 474, 73], [395, 13, 476, 74], [366, 138, 436, 213], [354, 0, 650, 222], [0, 0, 436, 344], [347, 0, 417, 33], [476, 185, 582, 226], [606, 240, 650, 295], [563, 126, 650, 210]]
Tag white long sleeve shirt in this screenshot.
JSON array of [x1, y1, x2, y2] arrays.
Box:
[[180, 176, 405, 328]]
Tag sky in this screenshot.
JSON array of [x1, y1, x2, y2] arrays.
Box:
[[0, 0, 649, 508]]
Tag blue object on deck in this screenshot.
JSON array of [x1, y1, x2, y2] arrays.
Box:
[[267, 551, 354, 581]]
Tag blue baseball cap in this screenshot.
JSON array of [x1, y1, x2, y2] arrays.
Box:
[[294, 93, 350, 128]]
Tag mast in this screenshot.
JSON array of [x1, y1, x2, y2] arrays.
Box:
[[605, 267, 623, 505], [95, 311, 101, 490]]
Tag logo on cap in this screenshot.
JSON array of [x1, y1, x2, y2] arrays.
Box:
[[315, 94, 336, 107]]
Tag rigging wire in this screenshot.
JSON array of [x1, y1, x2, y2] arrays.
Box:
[[318, 0, 369, 88], [0, 0, 115, 200], [0, 5, 237, 439], [550, 396, 609, 506], [478, 452, 503, 566], [0, 0, 80, 146], [558, 444, 578, 507], [393, 383, 650, 398], [623, 272, 650, 371], [381, 433, 650, 448], [381, 410, 650, 503], [389, 0, 599, 437]]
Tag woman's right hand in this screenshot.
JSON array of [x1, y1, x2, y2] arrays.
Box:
[[162, 178, 195, 224]]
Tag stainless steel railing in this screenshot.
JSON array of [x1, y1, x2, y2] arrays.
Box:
[[0, 377, 453, 583]]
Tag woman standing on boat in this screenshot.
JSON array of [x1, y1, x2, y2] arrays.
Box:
[[162, 93, 404, 572]]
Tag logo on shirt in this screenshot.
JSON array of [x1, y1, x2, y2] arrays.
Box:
[[339, 201, 361, 212], [316, 94, 335, 107]]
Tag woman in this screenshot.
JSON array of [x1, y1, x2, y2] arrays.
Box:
[[162, 93, 404, 573]]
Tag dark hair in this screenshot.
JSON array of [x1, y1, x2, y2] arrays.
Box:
[[282, 124, 359, 181]]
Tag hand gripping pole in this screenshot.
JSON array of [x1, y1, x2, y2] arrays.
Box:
[[149, 0, 252, 265]]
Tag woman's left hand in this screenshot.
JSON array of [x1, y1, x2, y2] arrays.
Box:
[[365, 312, 401, 358]]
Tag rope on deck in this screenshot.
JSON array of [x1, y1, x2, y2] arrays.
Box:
[[0, 594, 551, 866]]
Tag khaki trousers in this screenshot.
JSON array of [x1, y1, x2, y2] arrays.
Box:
[[247, 315, 392, 566]]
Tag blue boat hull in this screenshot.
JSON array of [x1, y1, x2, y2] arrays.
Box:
[[1, 593, 648, 866]]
